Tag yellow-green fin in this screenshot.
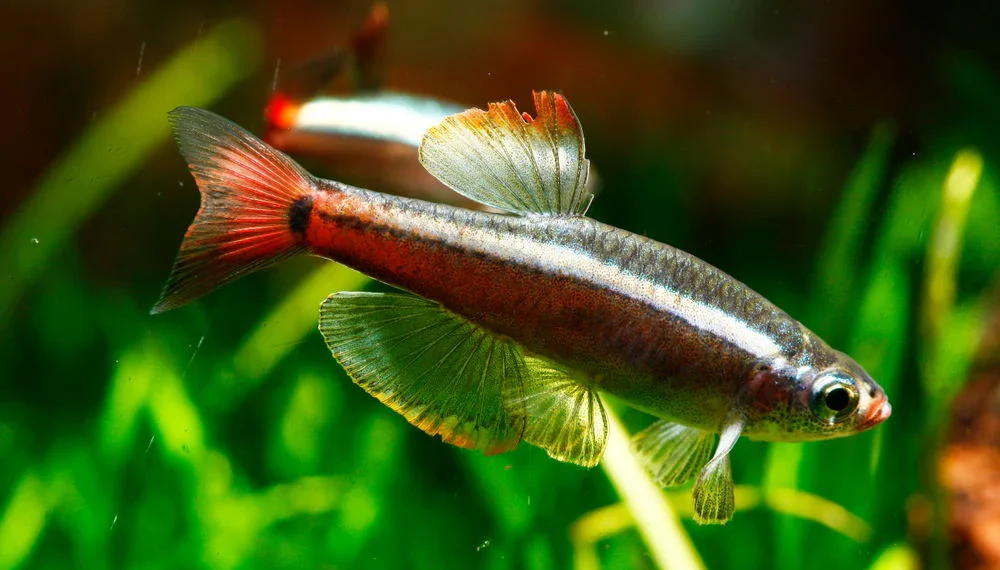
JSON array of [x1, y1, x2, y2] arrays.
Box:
[[692, 416, 744, 524], [418, 91, 592, 216], [318, 291, 526, 454], [631, 420, 714, 487], [507, 356, 607, 467]]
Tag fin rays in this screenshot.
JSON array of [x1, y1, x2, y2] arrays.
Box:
[[631, 420, 714, 487], [318, 291, 608, 464], [512, 356, 608, 467], [419, 91, 592, 216], [633, 415, 744, 524], [692, 416, 743, 524], [319, 291, 527, 454], [152, 107, 314, 314]]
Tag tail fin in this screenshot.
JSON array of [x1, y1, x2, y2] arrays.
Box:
[[151, 107, 316, 314]]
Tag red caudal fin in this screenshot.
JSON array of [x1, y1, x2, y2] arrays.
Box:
[[151, 107, 316, 314]]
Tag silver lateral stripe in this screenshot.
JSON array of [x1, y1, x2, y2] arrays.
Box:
[[296, 94, 465, 147], [413, 214, 783, 359], [551, 241, 782, 358]]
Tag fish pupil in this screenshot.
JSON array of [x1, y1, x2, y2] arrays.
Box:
[[825, 387, 850, 411]]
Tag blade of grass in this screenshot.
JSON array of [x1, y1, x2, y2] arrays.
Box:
[[866, 544, 919, 570], [767, 123, 894, 570], [847, 259, 908, 491], [98, 340, 156, 462], [524, 535, 557, 570], [922, 150, 982, 338], [111, 331, 247, 569], [571, 483, 870, 553], [0, 472, 48, 570], [571, 503, 634, 570], [920, 150, 984, 570], [233, 264, 368, 378], [206, 264, 368, 412], [0, 19, 261, 321], [921, 150, 983, 411], [760, 488, 871, 542], [833, 157, 943, 561], [273, 369, 344, 476], [810, 122, 895, 338], [325, 413, 406, 562], [599, 404, 704, 570]]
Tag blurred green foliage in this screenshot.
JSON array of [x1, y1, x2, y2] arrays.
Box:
[[2, 13, 999, 570]]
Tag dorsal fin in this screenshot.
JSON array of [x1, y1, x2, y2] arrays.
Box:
[[418, 91, 592, 216]]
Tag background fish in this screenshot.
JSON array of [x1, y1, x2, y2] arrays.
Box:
[[262, 3, 482, 209], [263, 5, 598, 212], [152, 91, 891, 524], [264, 91, 480, 208]]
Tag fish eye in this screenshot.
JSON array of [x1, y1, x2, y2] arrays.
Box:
[[810, 373, 859, 423]]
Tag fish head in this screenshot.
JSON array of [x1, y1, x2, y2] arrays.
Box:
[[741, 348, 891, 442]]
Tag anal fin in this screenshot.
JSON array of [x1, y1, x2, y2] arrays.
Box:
[[319, 291, 526, 454], [507, 356, 608, 467], [631, 420, 714, 487]]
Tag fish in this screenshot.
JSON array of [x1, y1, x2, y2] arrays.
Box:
[[264, 90, 601, 211], [264, 91, 482, 209], [262, 5, 599, 211], [151, 90, 892, 524], [262, 1, 481, 209]]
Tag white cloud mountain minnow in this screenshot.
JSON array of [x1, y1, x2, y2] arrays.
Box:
[[264, 91, 483, 209], [152, 91, 891, 524], [262, 1, 482, 210]]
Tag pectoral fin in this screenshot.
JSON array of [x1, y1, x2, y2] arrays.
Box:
[[692, 415, 744, 524], [507, 356, 608, 467], [631, 420, 714, 487], [318, 291, 526, 454]]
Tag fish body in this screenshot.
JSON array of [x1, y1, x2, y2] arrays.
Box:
[[304, 187, 791, 434], [154, 91, 890, 523]]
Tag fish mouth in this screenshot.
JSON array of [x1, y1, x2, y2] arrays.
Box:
[[857, 395, 892, 431]]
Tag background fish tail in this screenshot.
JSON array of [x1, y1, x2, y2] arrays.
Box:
[[151, 107, 315, 314]]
